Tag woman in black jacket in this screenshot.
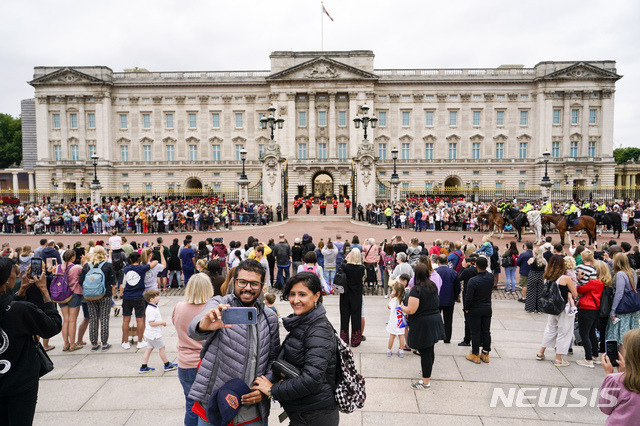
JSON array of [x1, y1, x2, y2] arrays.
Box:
[[340, 248, 366, 347], [0, 257, 62, 425], [253, 272, 338, 425], [167, 238, 182, 288]]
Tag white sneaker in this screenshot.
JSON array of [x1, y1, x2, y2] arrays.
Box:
[[576, 359, 595, 368], [137, 341, 147, 349], [121, 342, 131, 350]]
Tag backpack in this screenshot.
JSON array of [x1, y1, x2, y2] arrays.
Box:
[[50, 264, 74, 304], [450, 251, 465, 273], [538, 280, 567, 315], [501, 254, 515, 268], [333, 330, 366, 413], [112, 251, 126, 272], [83, 261, 106, 301], [333, 264, 346, 294]]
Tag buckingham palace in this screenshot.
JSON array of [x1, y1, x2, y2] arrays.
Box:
[[22, 50, 622, 205]]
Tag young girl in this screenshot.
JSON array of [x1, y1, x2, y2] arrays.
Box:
[[264, 293, 281, 318], [599, 329, 640, 423], [386, 280, 407, 358]]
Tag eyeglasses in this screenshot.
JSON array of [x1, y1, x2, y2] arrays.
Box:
[[235, 279, 262, 290]]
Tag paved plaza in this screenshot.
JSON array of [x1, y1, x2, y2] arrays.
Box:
[[6, 217, 627, 425]]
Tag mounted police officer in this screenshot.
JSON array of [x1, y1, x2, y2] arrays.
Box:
[[563, 202, 578, 226], [540, 200, 553, 214]]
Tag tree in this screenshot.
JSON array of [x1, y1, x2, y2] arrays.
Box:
[[0, 113, 22, 168], [613, 147, 640, 164]]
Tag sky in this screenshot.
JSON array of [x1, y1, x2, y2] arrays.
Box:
[[1, 0, 638, 148]]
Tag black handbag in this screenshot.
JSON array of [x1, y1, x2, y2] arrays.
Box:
[[333, 264, 346, 294], [538, 280, 567, 315], [272, 359, 301, 380], [34, 338, 54, 377], [599, 286, 614, 318]]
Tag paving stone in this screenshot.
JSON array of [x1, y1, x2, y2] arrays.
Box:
[[37, 378, 108, 412], [34, 409, 133, 425], [529, 385, 608, 424], [363, 412, 483, 425], [82, 377, 183, 410], [42, 354, 85, 379], [455, 356, 573, 387], [361, 353, 463, 381], [124, 409, 185, 425], [362, 378, 419, 413], [62, 352, 176, 379]]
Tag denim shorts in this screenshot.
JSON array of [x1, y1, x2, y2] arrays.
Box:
[[59, 293, 83, 308]]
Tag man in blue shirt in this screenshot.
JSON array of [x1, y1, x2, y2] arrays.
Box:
[[516, 241, 534, 303], [121, 252, 158, 349], [436, 255, 460, 344], [179, 239, 196, 287]]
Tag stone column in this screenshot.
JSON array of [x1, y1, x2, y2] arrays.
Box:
[[348, 92, 359, 157], [28, 172, 35, 202], [354, 146, 376, 207], [261, 144, 284, 210], [12, 172, 19, 199], [308, 93, 316, 159], [238, 180, 249, 204], [328, 92, 336, 159], [390, 176, 400, 202], [90, 182, 102, 207], [286, 93, 296, 159]]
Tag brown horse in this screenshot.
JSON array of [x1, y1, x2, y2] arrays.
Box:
[[478, 205, 505, 238], [541, 214, 597, 245]]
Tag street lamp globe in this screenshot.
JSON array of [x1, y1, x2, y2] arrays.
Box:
[[240, 148, 247, 162], [391, 146, 399, 160], [353, 114, 361, 128]]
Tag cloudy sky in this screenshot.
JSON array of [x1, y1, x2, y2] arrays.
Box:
[[1, 0, 638, 147]]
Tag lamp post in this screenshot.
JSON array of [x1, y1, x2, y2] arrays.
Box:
[[353, 104, 378, 141], [541, 149, 552, 201], [89, 154, 102, 207], [239, 148, 249, 203], [260, 105, 284, 142], [390, 146, 400, 202], [240, 148, 248, 181]]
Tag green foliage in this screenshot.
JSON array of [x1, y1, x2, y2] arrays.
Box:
[[613, 147, 640, 164], [0, 113, 22, 168]]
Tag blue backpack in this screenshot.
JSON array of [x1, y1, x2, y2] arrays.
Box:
[[83, 261, 106, 301]]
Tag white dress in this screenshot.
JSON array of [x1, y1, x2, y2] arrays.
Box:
[[386, 298, 405, 335]]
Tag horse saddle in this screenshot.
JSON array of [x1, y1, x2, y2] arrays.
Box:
[[569, 218, 580, 227]]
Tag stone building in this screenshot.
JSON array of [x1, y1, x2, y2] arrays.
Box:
[[26, 50, 621, 205]]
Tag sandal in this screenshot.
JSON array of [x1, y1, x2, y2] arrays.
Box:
[[44, 345, 55, 352], [69, 344, 83, 352], [62, 345, 70, 352], [536, 353, 545, 361], [553, 359, 570, 367]]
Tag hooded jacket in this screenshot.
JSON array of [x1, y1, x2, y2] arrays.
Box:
[[271, 304, 337, 413], [187, 294, 279, 421], [301, 234, 316, 258]]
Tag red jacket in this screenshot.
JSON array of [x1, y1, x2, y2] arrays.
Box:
[[577, 279, 604, 310]]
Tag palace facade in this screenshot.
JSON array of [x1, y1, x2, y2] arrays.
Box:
[[26, 50, 622, 203]]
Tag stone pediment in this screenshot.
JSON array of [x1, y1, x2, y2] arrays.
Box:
[[30, 67, 108, 86], [539, 62, 621, 81], [267, 57, 378, 81]]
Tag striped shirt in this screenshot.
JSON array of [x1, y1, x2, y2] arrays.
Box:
[[575, 263, 597, 286]]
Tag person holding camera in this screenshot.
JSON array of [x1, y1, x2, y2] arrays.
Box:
[[0, 257, 62, 425]]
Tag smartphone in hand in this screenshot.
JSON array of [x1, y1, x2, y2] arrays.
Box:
[[606, 340, 619, 367], [30, 258, 43, 277], [221, 307, 258, 325]]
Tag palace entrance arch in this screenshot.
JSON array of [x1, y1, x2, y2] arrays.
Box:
[[444, 176, 462, 195], [185, 177, 203, 197], [312, 172, 334, 198]]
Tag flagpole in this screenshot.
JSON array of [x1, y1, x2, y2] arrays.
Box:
[[321, 1, 324, 51]]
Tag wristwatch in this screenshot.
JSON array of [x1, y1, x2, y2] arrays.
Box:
[[267, 389, 272, 399]]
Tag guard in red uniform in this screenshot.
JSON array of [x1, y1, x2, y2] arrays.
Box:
[[345, 198, 351, 215], [332, 197, 338, 214], [320, 199, 327, 215], [305, 197, 313, 214], [293, 197, 300, 214]]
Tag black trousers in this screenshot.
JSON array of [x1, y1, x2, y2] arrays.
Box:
[[462, 310, 471, 343], [0, 383, 39, 426], [418, 345, 435, 378], [386, 216, 392, 229], [469, 308, 492, 355], [597, 316, 608, 353], [288, 407, 339, 426], [440, 305, 454, 343], [339, 292, 362, 340], [578, 308, 599, 361]]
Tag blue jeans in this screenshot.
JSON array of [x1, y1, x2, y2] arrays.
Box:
[[178, 367, 198, 426], [324, 267, 336, 288], [276, 265, 290, 290], [198, 416, 266, 426], [504, 267, 517, 292], [169, 270, 182, 287]]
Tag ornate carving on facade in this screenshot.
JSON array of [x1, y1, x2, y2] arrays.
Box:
[[185, 136, 200, 144], [543, 91, 555, 100], [589, 135, 601, 142], [493, 134, 508, 142], [507, 93, 518, 101], [245, 95, 256, 103], [232, 136, 247, 144], [375, 135, 390, 143], [389, 93, 400, 102], [175, 96, 186, 104], [128, 96, 139, 104], [483, 93, 495, 101], [356, 141, 375, 158], [152, 96, 163, 104], [469, 134, 484, 142], [399, 134, 413, 143], [552, 136, 562, 142], [602, 89, 614, 98], [360, 156, 373, 187], [413, 93, 424, 102], [162, 136, 176, 144], [265, 157, 279, 188], [262, 142, 283, 159], [305, 63, 339, 79], [116, 137, 131, 144], [198, 96, 209, 103], [436, 93, 448, 102], [423, 134, 437, 142], [446, 134, 461, 142], [460, 93, 471, 101], [570, 133, 582, 142], [209, 136, 223, 144], [37, 96, 48, 104], [287, 92, 297, 101], [517, 134, 532, 141], [139, 137, 154, 144], [222, 96, 232, 103], [279, 106, 287, 116]]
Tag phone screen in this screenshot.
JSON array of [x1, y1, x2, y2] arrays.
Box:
[[46, 258, 54, 268], [605, 340, 619, 367], [30, 258, 43, 277]]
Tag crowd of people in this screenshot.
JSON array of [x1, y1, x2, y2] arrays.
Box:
[[1, 225, 640, 425], [0, 197, 276, 235]]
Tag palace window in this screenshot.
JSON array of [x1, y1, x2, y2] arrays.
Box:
[[235, 113, 243, 128], [472, 142, 480, 159], [318, 111, 327, 127], [88, 145, 96, 159], [212, 113, 220, 128], [378, 143, 387, 160], [120, 145, 129, 161], [425, 111, 434, 126], [588, 140, 596, 157], [166, 145, 174, 162], [142, 114, 151, 129], [189, 113, 197, 128], [553, 109, 561, 125], [402, 111, 410, 126], [212, 144, 220, 161], [496, 110, 504, 126], [87, 113, 95, 129], [570, 141, 578, 158], [571, 109, 579, 125], [338, 143, 347, 159], [70, 113, 78, 129], [449, 111, 457, 126], [71, 145, 79, 161], [472, 111, 481, 126], [589, 109, 597, 124], [378, 111, 387, 126], [318, 143, 327, 159], [338, 111, 347, 126], [166, 113, 174, 129], [401, 143, 410, 160], [235, 144, 244, 161], [298, 111, 307, 127], [425, 143, 434, 160], [496, 142, 504, 159], [519, 142, 528, 159], [520, 110, 528, 126], [297, 143, 307, 159], [552, 141, 560, 158], [52, 113, 60, 129], [120, 114, 128, 129], [448, 143, 457, 159], [189, 145, 198, 161]]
